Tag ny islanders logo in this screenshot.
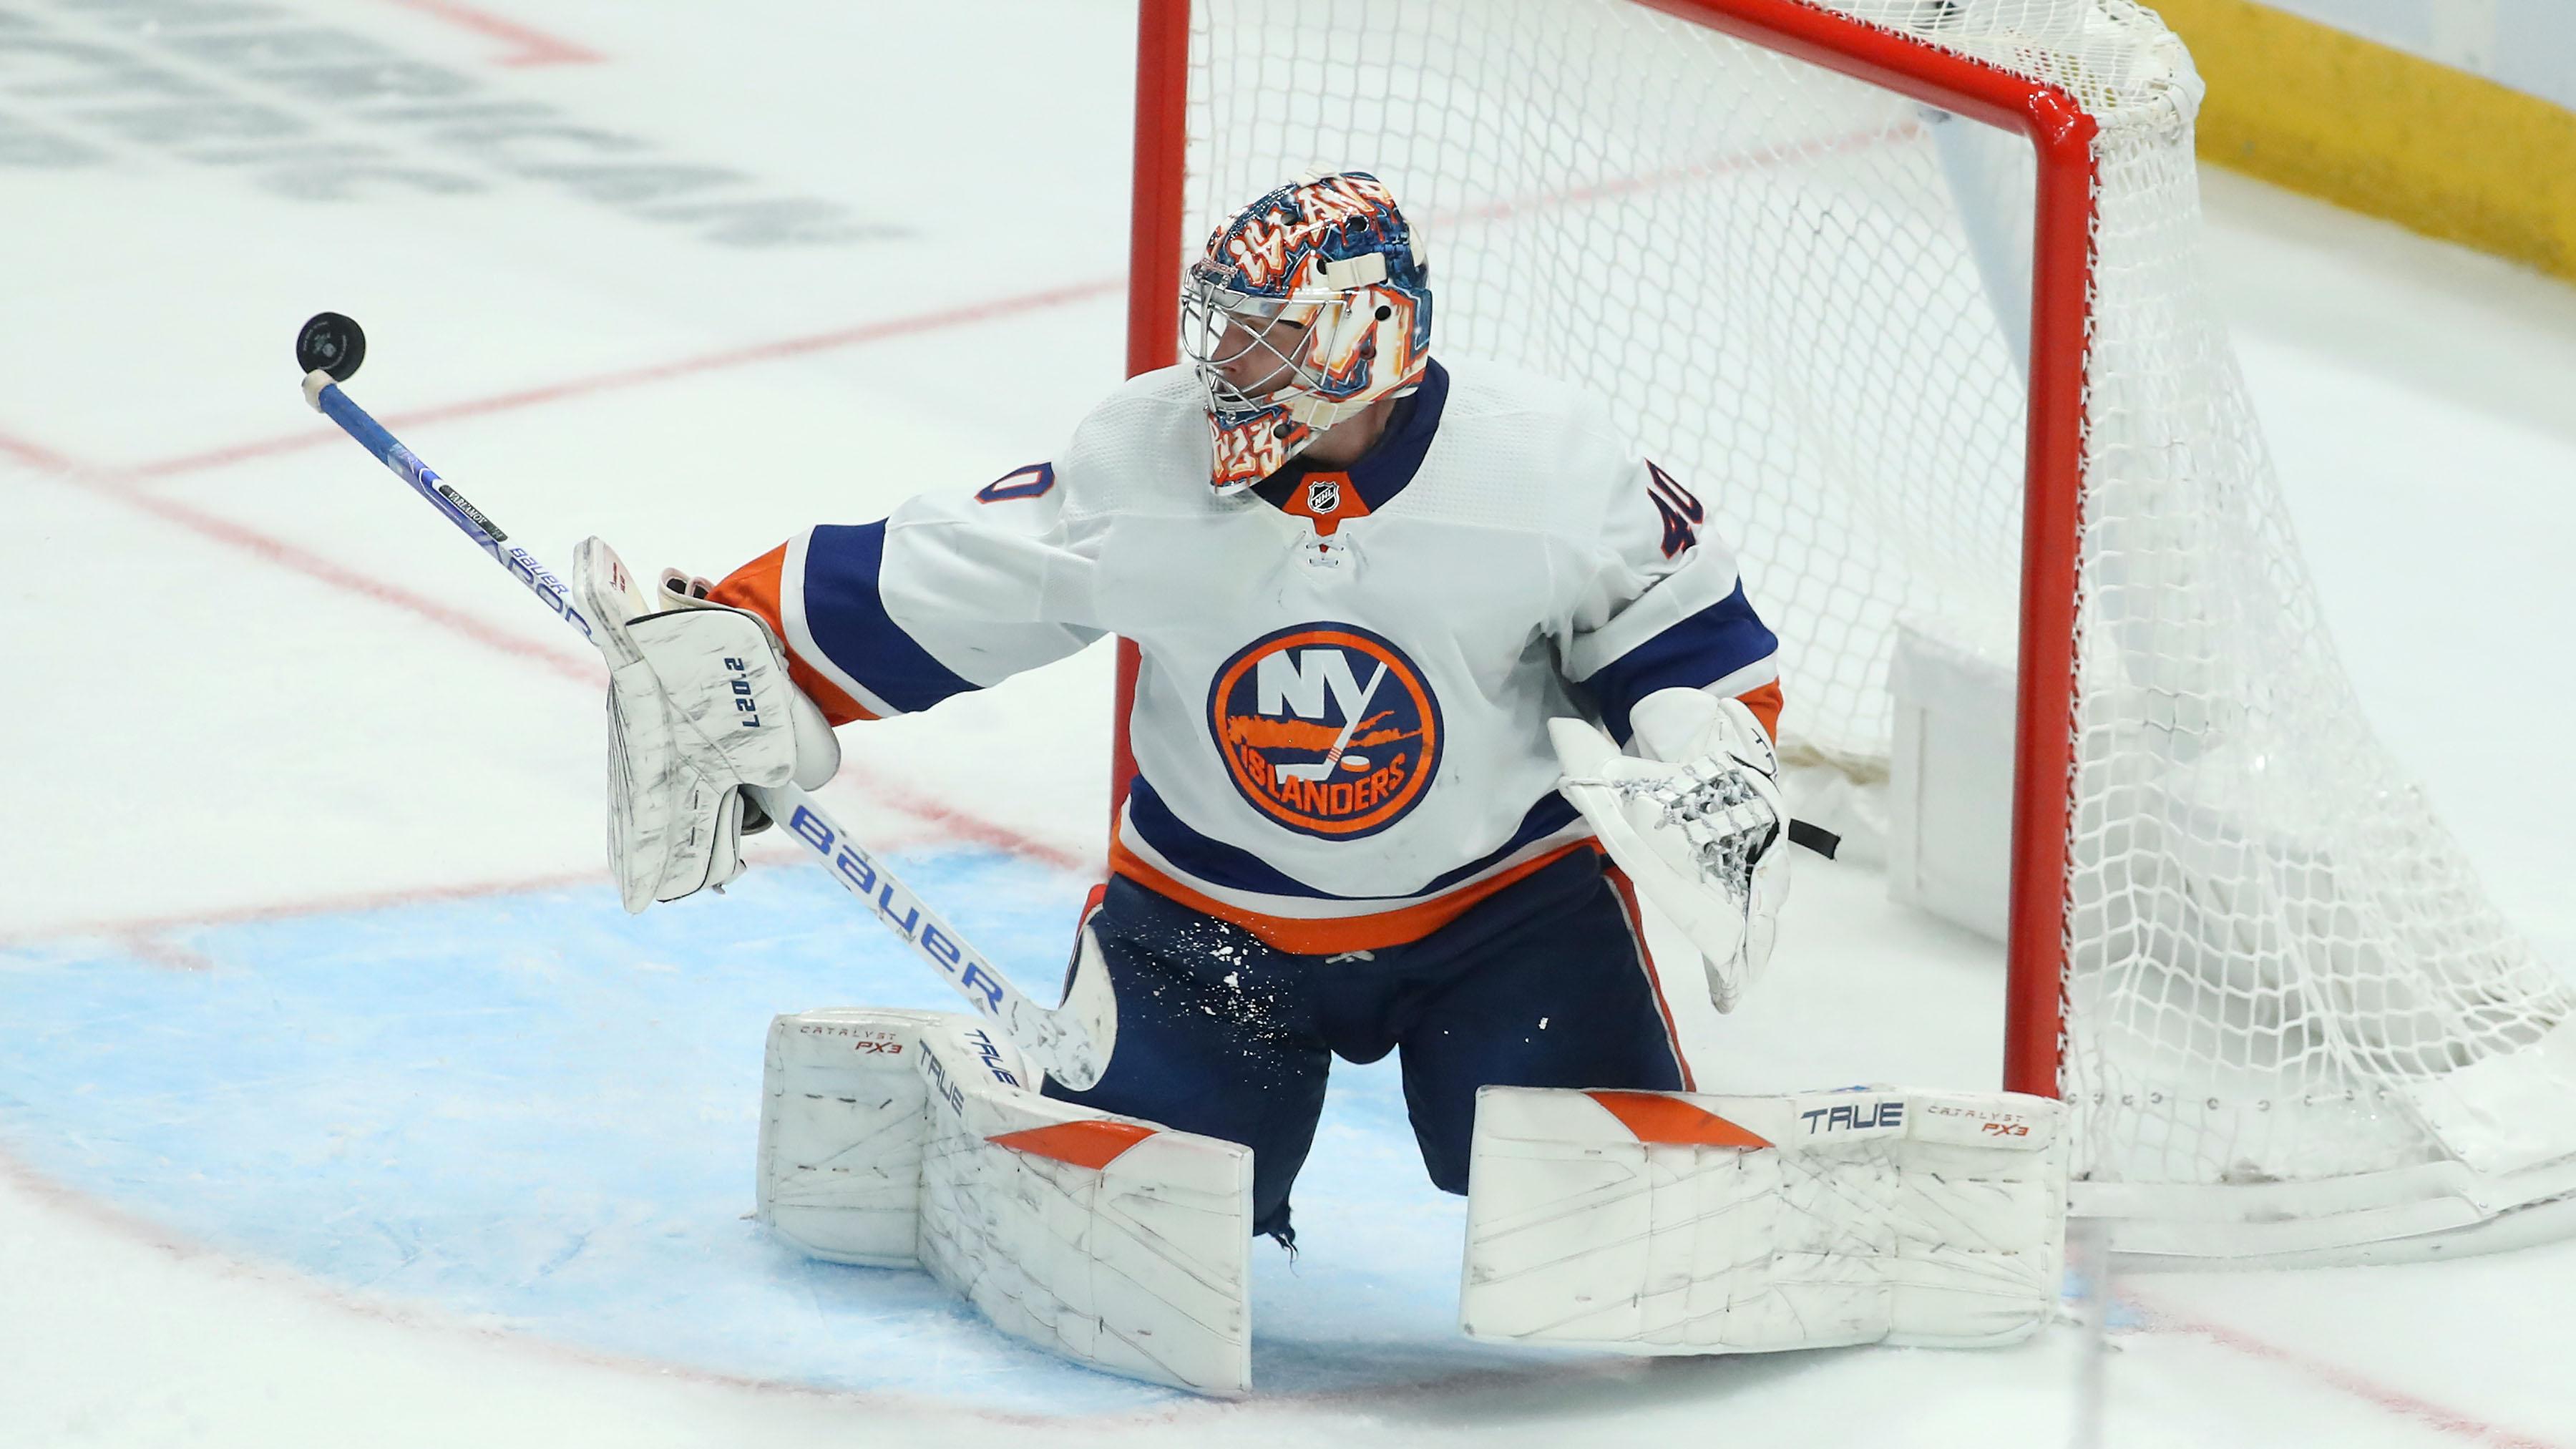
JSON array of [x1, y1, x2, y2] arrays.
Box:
[[1208, 623, 1442, 839]]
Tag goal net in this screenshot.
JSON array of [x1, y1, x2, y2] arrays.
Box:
[[1128, 0, 2576, 1259]]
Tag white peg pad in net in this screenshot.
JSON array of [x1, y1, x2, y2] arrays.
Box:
[[1177, 0, 2576, 1254]]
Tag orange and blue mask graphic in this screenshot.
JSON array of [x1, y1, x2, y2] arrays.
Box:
[[1209, 403, 1314, 492], [1185, 171, 1434, 492], [1207, 623, 1443, 840]]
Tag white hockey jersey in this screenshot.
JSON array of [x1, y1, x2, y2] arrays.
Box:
[[713, 359, 1780, 955]]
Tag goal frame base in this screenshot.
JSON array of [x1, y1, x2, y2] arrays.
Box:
[[2084, 1159, 2576, 1267]]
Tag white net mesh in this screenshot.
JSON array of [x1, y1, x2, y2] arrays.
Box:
[[1177, 0, 2576, 1232]]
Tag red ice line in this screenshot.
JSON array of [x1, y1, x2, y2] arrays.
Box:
[[377, 0, 604, 67], [21, 1121, 2550, 1442], [101, 464, 602, 685], [0, 431, 76, 473], [2137, 1304, 2567, 1449], [0, 832, 970, 965], [0, 1149, 1088, 1429], [125, 278, 1123, 483], [0, 865, 615, 957], [0, 1140, 1680, 1432]]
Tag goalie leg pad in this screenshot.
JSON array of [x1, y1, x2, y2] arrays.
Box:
[[756, 1007, 1253, 1396], [1039, 878, 1332, 1241], [1460, 1085, 2065, 1355], [756, 1008, 945, 1266]]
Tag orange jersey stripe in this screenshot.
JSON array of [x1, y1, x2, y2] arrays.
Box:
[[1110, 837, 1595, 955], [1735, 678, 1784, 740], [709, 542, 878, 726]]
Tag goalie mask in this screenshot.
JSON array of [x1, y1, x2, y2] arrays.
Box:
[[1182, 171, 1434, 493]]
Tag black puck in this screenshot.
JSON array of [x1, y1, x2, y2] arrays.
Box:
[[296, 312, 366, 381]]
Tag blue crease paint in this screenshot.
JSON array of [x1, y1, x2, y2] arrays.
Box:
[[0, 849, 1555, 1413]]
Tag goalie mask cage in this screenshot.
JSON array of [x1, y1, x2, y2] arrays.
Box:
[[1116, 0, 2576, 1261]]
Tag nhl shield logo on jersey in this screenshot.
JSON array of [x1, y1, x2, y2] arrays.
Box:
[[1208, 623, 1443, 839]]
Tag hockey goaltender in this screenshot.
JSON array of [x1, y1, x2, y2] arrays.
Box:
[[570, 171, 2067, 1395]]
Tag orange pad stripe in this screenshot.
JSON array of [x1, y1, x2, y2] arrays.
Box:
[[708, 542, 877, 726], [986, 1119, 1157, 1171], [1110, 839, 1593, 955], [1586, 1090, 1773, 1149], [1735, 678, 1785, 741]]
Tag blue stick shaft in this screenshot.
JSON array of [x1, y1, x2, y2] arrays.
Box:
[[309, 377, 595, 643]]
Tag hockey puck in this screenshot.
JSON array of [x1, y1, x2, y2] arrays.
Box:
[[296, 312, 366, 381], [1340, 754, 1371, 772]]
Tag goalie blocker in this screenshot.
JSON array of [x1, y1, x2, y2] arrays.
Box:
[[756, 1007, 2065, 1393]]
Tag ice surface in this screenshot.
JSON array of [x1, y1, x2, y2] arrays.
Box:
[[3, 1, 2575, 1445]]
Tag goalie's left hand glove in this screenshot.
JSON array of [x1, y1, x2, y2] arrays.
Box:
[[1550, 688, 1788, 1013], [573, 537, 840, 913]]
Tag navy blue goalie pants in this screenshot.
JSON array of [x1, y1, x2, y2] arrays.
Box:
[[1042, 848, 1692, 1244]]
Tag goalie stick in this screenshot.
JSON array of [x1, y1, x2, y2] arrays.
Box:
[[289, 311, 1113, 1091]]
